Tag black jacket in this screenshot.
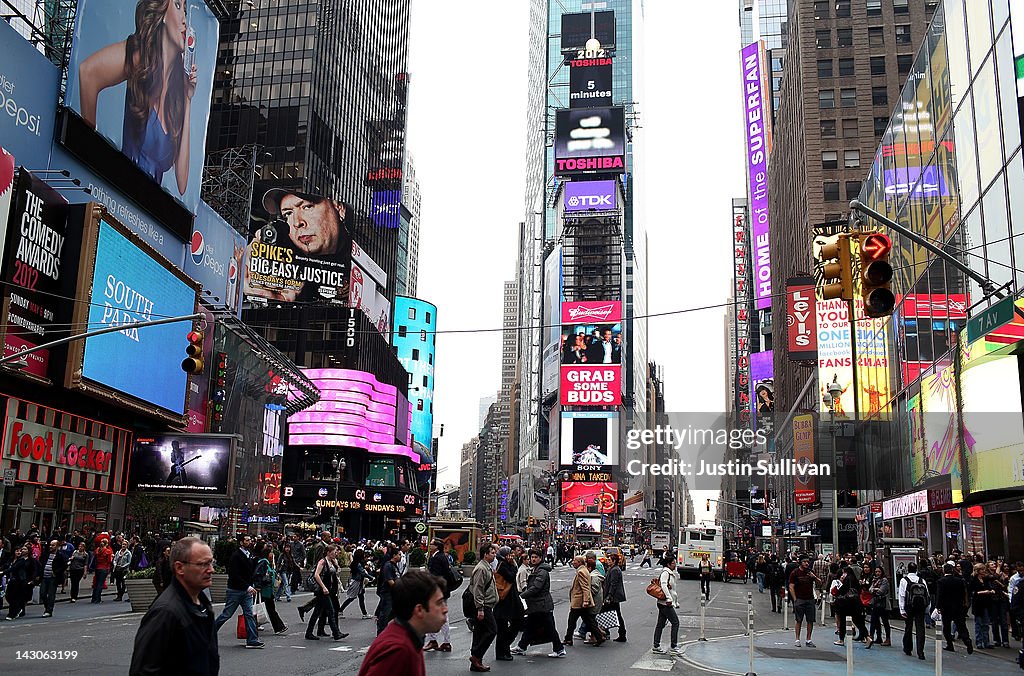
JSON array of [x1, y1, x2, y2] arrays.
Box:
[[604, 565, 626, 604], [520, 563, 554, 614], [43, 551, 69, 583], [493, 559, 523, 620], [129, 578, 219, 676], [427, 550, 453, 599], [934, 574, 968, 614], [226, 548, 255, 591]]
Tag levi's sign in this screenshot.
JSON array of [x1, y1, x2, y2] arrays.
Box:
[[564, 180, 616, 212], [5, 417, 114, 475]]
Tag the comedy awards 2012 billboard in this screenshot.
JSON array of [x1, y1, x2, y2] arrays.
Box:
[[64, 0, 219, 215], [560, 300, 622, 405]]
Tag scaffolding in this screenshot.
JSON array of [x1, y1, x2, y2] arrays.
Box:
[[201, 145, 260, 236]]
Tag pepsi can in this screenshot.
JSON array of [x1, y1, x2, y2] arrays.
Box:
[[183, 14, 196, 75]]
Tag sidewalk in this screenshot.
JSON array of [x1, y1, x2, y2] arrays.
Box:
[[677, 628, 1018, 675]]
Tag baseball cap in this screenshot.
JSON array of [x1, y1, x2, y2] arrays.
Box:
[[262, 188, 324, 216]]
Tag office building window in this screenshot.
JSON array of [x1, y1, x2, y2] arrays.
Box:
[[399, 325, 407, 338], [412, 348, 420, 360], [422, 375, 428, 387], [897, 53, 913, 74], [895, 25, 911, 44], [814, 1, 829, 18], [844, 149, 861, 168], [893, 0, 909, 15], [840, 88, 857, 107], [870, 56, 886, 75], [868, 27, 884, 46], [872, 86, 888, 105], [836, 1, 851, 18], [838, 58, 855, 76], [821, 119, 837, 137], [822, 150, 839, 169], [842, 118, 859, 138], [845, 181, 863, 199], [417, 400, 424, 411], [824, 182, 841, 201], [874, 116, 889, 135], [408, 307, 416, 319], [837, 28, 853, 47], [867, 0, 882, 16], [816, 29, 831, 48], [425, 311, 431, 324], [818, 59, 834, 77], [819, 89, 835, 108]]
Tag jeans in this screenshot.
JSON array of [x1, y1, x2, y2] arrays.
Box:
[[973, 608, 991, 648], [517, 611, 562, 651], [91, 569, 109, 603], [770, 586, 783, 612], [69, 569, 84, 600], [992, 601, 1009, 645], [375, 594, 393, 635], [903, 610, 926, 656], [113, 567, 127, 599], [275, 573, 292, 601], [653, 604, 679, 648], [215, 588, 260, 645], [700, 575, 711, 599], [471, 607, 497, 659], [306, 592, 340, 638], [40, 577, 58, 614], [869, 606, 890, 641], [756, 572, 765, 593]]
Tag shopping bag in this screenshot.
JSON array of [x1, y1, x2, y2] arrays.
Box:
[[236, 614, 247, 640], [252, 599, 266, 627], [596, 610, 619, 630]]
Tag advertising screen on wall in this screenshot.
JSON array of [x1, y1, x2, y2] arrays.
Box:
[[750, 350, 774, 433], [560, 411, 619, 469], [560, 300, 622, 405], [129, 433, 235, 495], [244, 188, 353, 305], [64, 0, 219, 215], [280, 482, 422, 518], [960, 349, 1024, 492], [560, 481, 618, 514], [1, 170, 70, 380], [793, 414, 817, 504], [67, 213, 199, 418], [569, 61, 613, 108], [786, 277, 817, 362], [575, 516, 602, 534], [0, 19, 60, 163], [740, 41, 772, 311], [184, 203, 245, 317], [554, 107, 626, 176], [560, 11, 616, 53], [564, 180, 617, 212]]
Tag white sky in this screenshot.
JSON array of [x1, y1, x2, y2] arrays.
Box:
[[407, 1, 747, 523]]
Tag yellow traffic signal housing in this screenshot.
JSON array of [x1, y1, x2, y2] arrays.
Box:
[[182, 329, 205, 374], [819, 234, 854, 301], [857, 232, 895, 317]]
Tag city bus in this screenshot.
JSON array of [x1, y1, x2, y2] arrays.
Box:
[[677, 524, 724, 578]]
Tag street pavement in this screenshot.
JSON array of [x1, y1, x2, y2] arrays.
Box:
[[0, 560, 1018, 674]]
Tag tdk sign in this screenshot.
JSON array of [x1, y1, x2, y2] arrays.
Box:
[[564, 180, 617, 213]]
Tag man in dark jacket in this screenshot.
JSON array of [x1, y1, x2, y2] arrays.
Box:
[[213, 535, 262, 648], [424, 539, 454, 651], [935, 562, 974, 654], [512, 549, 565, 657], [129, 537, 219, 675], [603, 553, 627, 641], [39, 539, 68, 618]]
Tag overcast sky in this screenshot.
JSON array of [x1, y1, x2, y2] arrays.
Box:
[[406, 1, 746, 520]]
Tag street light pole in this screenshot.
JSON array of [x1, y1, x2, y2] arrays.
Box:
[[824, 379, 842, 558], [330, 457, 346, 538]]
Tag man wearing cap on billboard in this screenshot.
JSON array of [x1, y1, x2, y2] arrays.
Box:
[[245, 188, 350, 303]]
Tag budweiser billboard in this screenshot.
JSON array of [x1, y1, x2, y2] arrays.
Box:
[[560, 300, 622, 406], [786, 277, 817, 362]]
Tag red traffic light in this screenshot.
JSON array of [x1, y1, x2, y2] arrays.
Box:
[[860, 233, 891, 260]]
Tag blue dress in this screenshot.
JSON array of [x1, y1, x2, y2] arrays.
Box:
[[122, 106, 175, 182]]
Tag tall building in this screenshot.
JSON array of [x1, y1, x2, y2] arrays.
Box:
[[510, 0, 650, 534], [393, 296, 436, 451], [459, 437, 479, 512], [397, 154, 421, 296]]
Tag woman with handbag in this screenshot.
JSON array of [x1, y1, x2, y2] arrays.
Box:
[[68, 541, 89, 603], [339, 549, 372, 619], [492, 546, 524, 661], [868, 566, 892, 645], [305, 545, 347, 641], [254, 543, 288, 634]]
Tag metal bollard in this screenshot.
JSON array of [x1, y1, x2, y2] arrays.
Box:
[[745, 592, 757, 676], [783, 592, 789, 630], [821, 592, 828, 626], [935, 621, 943, 676], [699, 593, 707, 641], [846, 617, 854, 676]]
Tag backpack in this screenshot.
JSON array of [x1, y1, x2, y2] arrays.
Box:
[[446, 563, 464, 592], [907, 577, 928, 612]]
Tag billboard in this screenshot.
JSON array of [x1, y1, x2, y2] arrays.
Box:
[[129, 434, 235, 495], [732, 206, 752, 426], [740, 42, 772, 311], [554, 107, 626, 176], [564, 180, 617, 212], [560, 300, 622, 405], [560, 481, 618, 514], [750, 350, 774, 434], [244, 189, 353, 305], [68, 215, 199, 417], [280, 482, 422, 518], [261, 472, 281, 504], [575, 516, 602, 534], [64, 0, 219, 215], [960, 349, 1024, 493], [786, 277, 817, 361], [0, 19, 60, 163], [370, 190, 401, 228], [184, 202, 245, 317], [569, 60, 613, 108], [560, 11, 616, 53], [560, 411, 619, 468], [349, 242, 391, 339], [1, 170, 71, 379], [793, 414, 817, 504]]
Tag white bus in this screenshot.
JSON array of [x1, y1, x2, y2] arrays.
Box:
[[677, 524, 724, 578]]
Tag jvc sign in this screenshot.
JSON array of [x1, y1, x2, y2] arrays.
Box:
[[564, 180, 617, 212]]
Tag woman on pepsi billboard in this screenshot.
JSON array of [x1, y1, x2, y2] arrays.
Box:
[[77, 0, 197, 194]]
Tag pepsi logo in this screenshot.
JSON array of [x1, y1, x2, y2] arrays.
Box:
[[190, 231, 205, 265], [187, 35, 196, 50]]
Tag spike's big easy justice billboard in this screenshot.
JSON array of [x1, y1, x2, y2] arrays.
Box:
[[560, 301, 622, 405]]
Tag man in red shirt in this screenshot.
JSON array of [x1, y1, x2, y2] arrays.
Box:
[[358, 569, 448, 676]]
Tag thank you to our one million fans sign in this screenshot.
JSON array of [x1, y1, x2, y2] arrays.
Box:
[[560, 300, 622, 406]]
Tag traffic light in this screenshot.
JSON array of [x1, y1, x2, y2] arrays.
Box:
[[857, 232, 895, 317], [181, 330, 204, 374], [819, 234, 854, 301], [706, 498, 711, 511]]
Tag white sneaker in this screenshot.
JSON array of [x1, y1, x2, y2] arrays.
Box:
[[670, 646, 684, 656], [804, 640, 816, 648], [652, 645, 668, 654], [795, 640, 802, 647], [362, 614, 371, 619], [548, 650, 566, 658], [510, 647, 526, 655]]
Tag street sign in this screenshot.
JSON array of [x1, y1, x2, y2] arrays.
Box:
[[967, 296, 1015, 343], [414, 522, 426, 534], [2, 469, 14, 486]]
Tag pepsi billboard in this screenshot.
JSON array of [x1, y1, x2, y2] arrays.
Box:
[[183, 202, 245, 317], [564, 180, 616, 212]]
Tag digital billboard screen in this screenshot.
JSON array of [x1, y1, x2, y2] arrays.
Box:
[[554, 107, 626, 176], [560, 481, 618, 514], [560, 11, 616, 53], [184, 203, 245, 317], [560, 412, 619, 468], [564, 180, 617, 212], [64, 0, 220, 215], [560, 300, 622, 405], [244, 189, 353, 305], [575, 516, 602, 534], [569, 61, 613, 108], [76, 217, 198, 416], [129, 434, 235, 496]]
